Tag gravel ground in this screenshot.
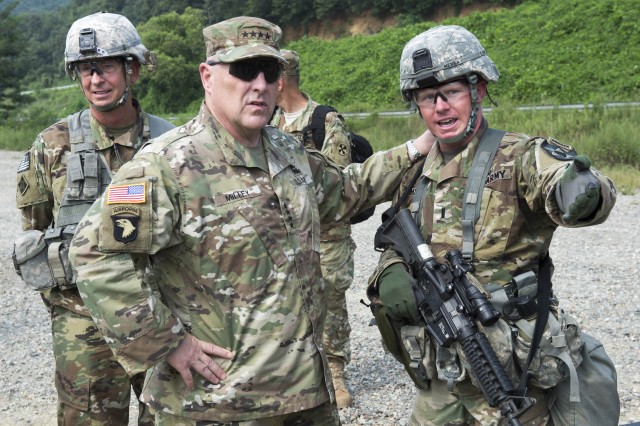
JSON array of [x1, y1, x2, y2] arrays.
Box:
[[0, 149, 638, 425]]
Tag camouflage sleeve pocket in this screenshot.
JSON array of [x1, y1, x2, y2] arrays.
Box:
[[98, 178, 154, 253]]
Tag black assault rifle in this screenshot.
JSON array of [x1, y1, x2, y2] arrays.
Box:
[[374, 208, 535, 426]]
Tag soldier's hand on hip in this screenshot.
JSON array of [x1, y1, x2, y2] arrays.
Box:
[[555, 155, 601, 224], [167, 333, 233, 390]]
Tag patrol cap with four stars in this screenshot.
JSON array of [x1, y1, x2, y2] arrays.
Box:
[[280, 49, 300, 76], [203, 16, 286, 64]]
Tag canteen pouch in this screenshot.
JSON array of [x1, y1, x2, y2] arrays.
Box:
[[12, 230, 56, 291], [367, 256, 433, 390], [512, 309, 583, 389]]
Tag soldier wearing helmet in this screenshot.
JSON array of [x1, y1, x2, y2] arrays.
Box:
[[13, 11, 173, 425], [366, 25, 619, 425], [64, 12, 157, 112]]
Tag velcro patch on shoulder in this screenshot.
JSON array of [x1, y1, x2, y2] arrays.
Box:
[[17, 152, 30, 173], [107, 183, 146, 204], [540, 138, 576, 161]]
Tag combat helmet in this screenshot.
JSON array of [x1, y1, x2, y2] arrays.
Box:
[[64, 12, 156, 111], [399, 25, 499, 143]]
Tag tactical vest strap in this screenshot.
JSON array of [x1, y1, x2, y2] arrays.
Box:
[[461, 128, 506, 260], [68, 110, 99, 152], [47, 241, 68, 286]]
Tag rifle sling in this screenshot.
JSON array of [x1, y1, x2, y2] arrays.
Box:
[[517, 252, 552, 397]]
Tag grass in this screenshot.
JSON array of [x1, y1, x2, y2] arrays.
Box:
[[346, 105, 640, 195], [2, 94, 638, 195]]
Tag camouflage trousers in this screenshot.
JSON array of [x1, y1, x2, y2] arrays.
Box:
[[319, 237, 356, 364], [152, 400, 340, 425], [409, 377, 551, 426], [50, 304, 152, 425]]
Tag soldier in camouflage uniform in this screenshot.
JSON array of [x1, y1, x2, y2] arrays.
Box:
[[367, 25, 618, 425], [13, 12, 173, 425], [67, 16, 432, 425], [271, 49, 355, 408]]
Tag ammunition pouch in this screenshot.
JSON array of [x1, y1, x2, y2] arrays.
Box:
[[369, 301, 433, 390], [13, 230, 56, 291], [13, 225, 77, 292]]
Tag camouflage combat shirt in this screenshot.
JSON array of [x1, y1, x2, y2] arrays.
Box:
[[15, 100, 157, 314], [271, 92, 352, 241], [70, 102, 410, 421], [403, 120, 617, 285]]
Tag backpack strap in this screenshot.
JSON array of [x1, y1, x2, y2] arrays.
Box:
[[148, 114, 175, 139], [461, 128, 506, 260], [302, 105, 337, 150]]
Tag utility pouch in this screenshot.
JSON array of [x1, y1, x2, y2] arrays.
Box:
[[369, 301, 433, 390], [367, 256, 433, 391], [512, 309, 582, 390], [44, 226, 77, 289], [12, 230, 56, 291]]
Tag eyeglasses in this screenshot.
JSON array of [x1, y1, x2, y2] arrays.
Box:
[[75, 59, 123, 78], [414, 80, 469, 108], [207, 58, 282, 84]]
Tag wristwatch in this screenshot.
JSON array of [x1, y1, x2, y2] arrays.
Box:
[[406, 139, 424, 163]]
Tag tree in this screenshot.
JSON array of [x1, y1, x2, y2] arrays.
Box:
[[0, 1, 25, 122], [135, 7, 207, 114]]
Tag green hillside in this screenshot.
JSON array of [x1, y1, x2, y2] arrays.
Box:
[[2, 0, 640, 193], [286, 0, 640, 111]]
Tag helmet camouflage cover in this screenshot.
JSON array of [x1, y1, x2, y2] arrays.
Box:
[[399, 25, 499, 101], [65, 12, 155, 75]]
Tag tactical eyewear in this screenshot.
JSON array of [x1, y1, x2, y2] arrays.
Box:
[[207, 58, 282, 84], [414, 80, 469, 108], [75, 59, 123, 78]]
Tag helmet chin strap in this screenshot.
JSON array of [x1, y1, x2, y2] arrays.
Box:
[[438, 74, 480, 145], [83, 59, 133, 112]]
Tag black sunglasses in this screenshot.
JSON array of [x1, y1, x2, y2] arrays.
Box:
[[207, 58, 282, 84]]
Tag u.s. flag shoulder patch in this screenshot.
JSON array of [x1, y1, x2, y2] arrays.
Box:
[[107, 183, 146, 204]]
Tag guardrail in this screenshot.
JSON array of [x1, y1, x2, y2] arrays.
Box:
[[342, 101, 640, 118]]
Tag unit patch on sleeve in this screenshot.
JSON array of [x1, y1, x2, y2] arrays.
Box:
[[111, 213, 140, 244], [540, 138, 576, 161]]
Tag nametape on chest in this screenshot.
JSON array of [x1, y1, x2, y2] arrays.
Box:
[[214, 184, 262, 205], [290, 164, 312, 187], [540, 138, 576, 161], [485, 169, 512, 184]]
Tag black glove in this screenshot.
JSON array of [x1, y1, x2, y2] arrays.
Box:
[[378, 263, 420, 324], [555, 155, 601, 223]]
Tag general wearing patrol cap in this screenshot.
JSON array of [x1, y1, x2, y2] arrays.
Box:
[[203, 16, 286, 64], [280, 49, 300, 75]]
